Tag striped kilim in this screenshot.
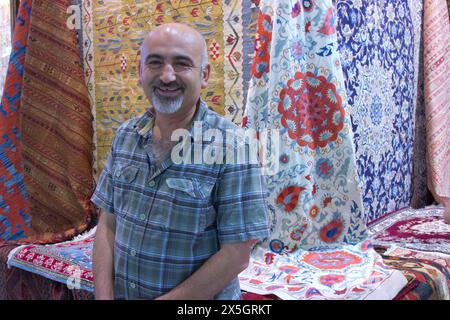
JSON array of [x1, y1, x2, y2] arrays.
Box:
[[20, 0, 95, 243]]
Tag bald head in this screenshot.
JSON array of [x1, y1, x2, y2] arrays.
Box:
[[138, 23, 211, 116], [141, 23, 208, 68]]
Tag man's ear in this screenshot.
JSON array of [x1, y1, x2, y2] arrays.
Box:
[[201, 64, 211, 89]]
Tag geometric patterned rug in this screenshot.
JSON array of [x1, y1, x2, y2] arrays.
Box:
[[7, 228, 96, 292], [368, 206, 450, 255], [384, 245, 450, 297]]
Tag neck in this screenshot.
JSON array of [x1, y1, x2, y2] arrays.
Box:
[[153, 101, 199, 142]]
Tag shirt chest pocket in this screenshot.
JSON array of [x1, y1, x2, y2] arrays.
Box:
[[153, 177, 216, 234], [112, 163, 147, 215], [113, 164, 143, 184]]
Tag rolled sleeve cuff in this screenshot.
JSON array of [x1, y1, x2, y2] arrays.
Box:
[[218, 226, 270, 245], [91, 192, 115, 215]]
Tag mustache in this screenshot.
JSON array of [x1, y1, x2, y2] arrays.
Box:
[[153, 80, 184, 89]]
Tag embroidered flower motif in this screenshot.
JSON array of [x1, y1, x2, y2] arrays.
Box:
[[320, 219, 344, 243], [302, 0, 313, 12], [250, 12, 273, 79], [290, 223, 308, 241], [316, 158, 335, 179], [278, 71, 344, 149], [309, 205, 319, 218], [269, 239, 285, 253], [319, 274, 346, 286], [264, 252, 276, 265], [291, 1, 301, 18], [280, 154, 289, 164], [303, 250, 363, 270], [276, 186, 306, 212]]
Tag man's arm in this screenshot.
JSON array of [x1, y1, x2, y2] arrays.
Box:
[[93, 210, 116, 300], [156, 240, 255, 300]]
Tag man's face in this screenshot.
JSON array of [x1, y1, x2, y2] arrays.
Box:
[[139, 26, 209, 114]]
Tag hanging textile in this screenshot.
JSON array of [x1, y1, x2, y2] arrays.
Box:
[[0, 0, 33, 240], [88, 0, 246, 174], [242, 1, 260, 111], [336, 0, 423, 223], [411, 41, 434, 209], [243, 0, 366, 250], [423, 0, 450, 210], [20, 0, 95, 243], [237, 0, 410, 300], [0, 0, 13, 94]]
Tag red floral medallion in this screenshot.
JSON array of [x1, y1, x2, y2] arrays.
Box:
[[303, 251, 363, 270], [278, 71, 344, 149]]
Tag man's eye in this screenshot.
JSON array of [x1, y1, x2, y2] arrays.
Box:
[[174, 61, 191, 68], [147, 61, 163, 68]]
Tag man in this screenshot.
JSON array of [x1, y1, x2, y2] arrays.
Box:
[[91, 23, 270, 300]]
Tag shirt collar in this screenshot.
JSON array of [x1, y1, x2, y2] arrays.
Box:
[[134, 99, 209, 138]]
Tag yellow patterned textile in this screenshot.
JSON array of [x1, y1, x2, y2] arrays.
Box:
[[91, 0, 244, 174]]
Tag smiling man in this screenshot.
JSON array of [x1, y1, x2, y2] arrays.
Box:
[[91, 23, 270, 300]]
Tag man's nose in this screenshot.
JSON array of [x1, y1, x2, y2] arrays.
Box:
[[159, 63, 177, 83]]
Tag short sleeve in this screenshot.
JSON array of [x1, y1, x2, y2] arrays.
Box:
[[90, 141, 116, 215], [214, 159, 271, 245]]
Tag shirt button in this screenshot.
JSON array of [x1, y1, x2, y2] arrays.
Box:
[[148, 180, 156, 187], [130, 282, 136, 289], [140, 214, 146, 221], [130, 249, 137, 256]]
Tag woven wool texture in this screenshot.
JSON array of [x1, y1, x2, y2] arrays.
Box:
[[0, 0, 33, 240], [20, 0, 95, 243]]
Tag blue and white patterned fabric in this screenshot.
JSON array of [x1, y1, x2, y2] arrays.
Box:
[[335, 0, 423, 223]]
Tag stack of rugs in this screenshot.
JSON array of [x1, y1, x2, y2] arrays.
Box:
[[2, 205, 449, 300]]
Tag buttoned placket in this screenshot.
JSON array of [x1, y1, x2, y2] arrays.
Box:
[[126, 102, 207, 297]]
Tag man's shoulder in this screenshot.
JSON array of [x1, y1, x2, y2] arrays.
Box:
[[201, 106, 242, 136], [110, 115, 146, 149], [116, 117, 141, 134]]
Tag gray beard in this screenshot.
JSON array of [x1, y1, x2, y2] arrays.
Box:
[[151, 91, 184, 114]]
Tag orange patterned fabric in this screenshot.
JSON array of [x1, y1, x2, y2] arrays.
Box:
[[20, 0, 95, 243], [423, 0, 450, 204], [0, 0, 32, 240]]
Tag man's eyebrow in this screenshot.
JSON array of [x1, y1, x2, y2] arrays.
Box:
[[144, 54, 163, 62], [144, 54, 194, 64]]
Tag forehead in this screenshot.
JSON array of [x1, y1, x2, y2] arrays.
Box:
[[142, 29, 203, 62]]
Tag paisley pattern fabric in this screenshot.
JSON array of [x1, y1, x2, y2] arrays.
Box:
[[335, 0, 423, 222], [0, 0, 33, 240], [243, 0, 366, 251]]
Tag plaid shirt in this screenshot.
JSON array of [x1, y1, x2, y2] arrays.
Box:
[[91, 101, 270, 300]]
